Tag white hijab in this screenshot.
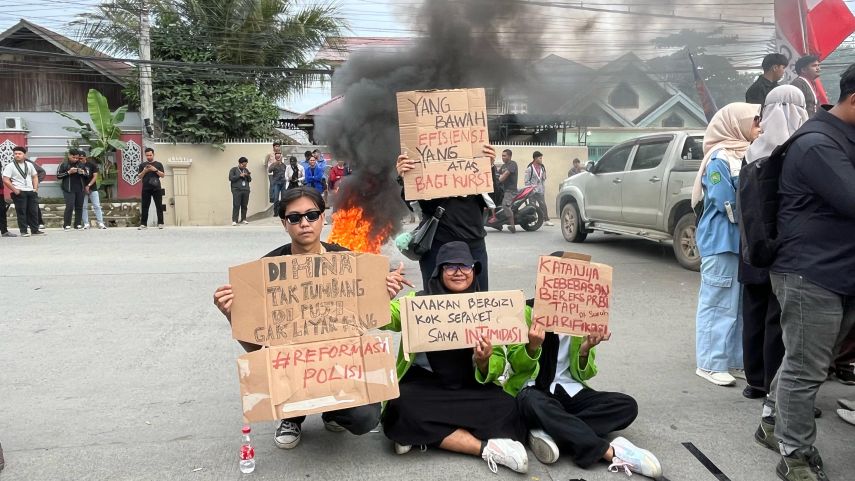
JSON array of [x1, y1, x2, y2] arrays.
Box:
[[691, 102, 760, 207], [745, 85, 809, 163]]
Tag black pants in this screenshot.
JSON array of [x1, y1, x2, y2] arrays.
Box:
[[286, 403, 380, 435], [742, 281, 784, 392], [517, 386, 638, 468], [63, 190, 85, 228], [0, 196, 8, 233], [141, 189, 164, 226], [419, 237, 488, 290], [231, 190, 249, 223], [10, 191, 39, 234]]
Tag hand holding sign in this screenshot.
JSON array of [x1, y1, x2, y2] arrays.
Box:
[[526, 322, 545, 357], [386, 262, 414, 299], [580, 331, 612, 357], [473, 335, 493, 376]]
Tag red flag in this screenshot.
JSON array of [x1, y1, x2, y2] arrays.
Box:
[[688, 52, 717, 122]]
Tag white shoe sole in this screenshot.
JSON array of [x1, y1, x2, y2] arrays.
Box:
[[838, 409, 855, 426], [528, 430, 559, 464], [696, 368, 735, 386], [394, 443, 412, 455], [838, 399, 855, 411], [273, 435, 301, 449]]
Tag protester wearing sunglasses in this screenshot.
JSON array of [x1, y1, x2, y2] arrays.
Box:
[[213, 186, 413, 452]]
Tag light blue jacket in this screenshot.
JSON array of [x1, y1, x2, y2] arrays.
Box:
[[696, 152, 740, 257]]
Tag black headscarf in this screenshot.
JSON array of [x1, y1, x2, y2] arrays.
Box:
[[425, 241, 482, 295]]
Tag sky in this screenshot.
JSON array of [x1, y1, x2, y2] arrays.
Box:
[[3, 0, 855, 112]]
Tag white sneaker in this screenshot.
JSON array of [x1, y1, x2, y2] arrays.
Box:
[[83, 224, 90, 230], [544, 221, 555, 226], [157, 224, 164, 229], [138, 225, 147, 230], [232, 221, 237, 226], [323, 419, 346, 432], [839, 398, 855, 411], [98, 223, 107, 230], [394, 443, 412, 455], [64, 226, 71, 231], [481, 438, 528, 474], [609, 436, 662, 478], [528, 429, 559, 464], [838, 409, 855, 426], [696, 368, 735, 386], [38, 224, 45, 230], [273, 420, 301, 449], [242, 220, 249, 225], [729, 368, 746, 380]]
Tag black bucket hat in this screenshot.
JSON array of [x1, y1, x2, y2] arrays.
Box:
[[430, 241, 482, 279]]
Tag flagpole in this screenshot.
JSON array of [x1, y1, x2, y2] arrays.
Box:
[[798, 0, 809, 53]]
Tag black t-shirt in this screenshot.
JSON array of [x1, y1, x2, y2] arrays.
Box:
[[138, 161, 164, 191], [264, 241, 349, 258], [418, 195, 487, 244], [498, 160, 518, 192], [86, 161, 100, 188], [68, 162, 88, 192]]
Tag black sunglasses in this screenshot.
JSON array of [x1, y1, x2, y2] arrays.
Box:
[[284, 210, 322, 225]]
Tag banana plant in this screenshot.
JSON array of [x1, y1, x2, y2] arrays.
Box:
[[56, 89, 129, 181]]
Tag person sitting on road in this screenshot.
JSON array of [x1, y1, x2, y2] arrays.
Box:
[[690, 103, 761, 387], [382, 241, 544, 474], [212, 187, 411, 450], [511, 252, 662, 479]]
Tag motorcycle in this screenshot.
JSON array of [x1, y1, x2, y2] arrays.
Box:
[[485, 185, 545, 232]]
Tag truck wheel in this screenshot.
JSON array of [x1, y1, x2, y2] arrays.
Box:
[[673, 212, 701, 271], [561, 203, 587, 243]]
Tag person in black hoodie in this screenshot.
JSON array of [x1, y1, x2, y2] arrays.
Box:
[[212, 187, 411, 452], [228, 157, 251, 225], [55, 148, 89, 230]]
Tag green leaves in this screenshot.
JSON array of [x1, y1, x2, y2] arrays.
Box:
[[57, 89, 128, 179]]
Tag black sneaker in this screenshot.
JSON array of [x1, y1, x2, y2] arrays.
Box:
[[32, 231, 47, 236], [1, 231, 17, 237], [755, 416, 778, 452], [776, 446, 827, 481], [835, 367, 855, 385], [273, 420, 301, 449], [743, 385, 767, 399]]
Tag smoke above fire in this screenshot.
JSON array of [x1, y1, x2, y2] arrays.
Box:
[[316, 0, 543, 240]]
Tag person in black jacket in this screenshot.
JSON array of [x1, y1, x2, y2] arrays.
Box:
[[745, 53, 788, 105], [228, 157, 251, 225], [212, 187, 411, 452], [55, 148, 89, 230], [754, 64, 855, 481]]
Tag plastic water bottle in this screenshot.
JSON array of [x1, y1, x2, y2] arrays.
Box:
[[239, 425, 255, 474]]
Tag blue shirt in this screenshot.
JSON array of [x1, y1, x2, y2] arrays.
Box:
[[696, 152, 740, 257]]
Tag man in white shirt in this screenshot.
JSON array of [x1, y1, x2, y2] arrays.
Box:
[[2, 146, 45, 236]]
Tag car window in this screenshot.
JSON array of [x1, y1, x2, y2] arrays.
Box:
[[681, 136, 704, 160], [595, 145, 632, 174], [631, 140, 670, 171]]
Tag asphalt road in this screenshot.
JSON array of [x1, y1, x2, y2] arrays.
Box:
[[1, 219, 853, 481]]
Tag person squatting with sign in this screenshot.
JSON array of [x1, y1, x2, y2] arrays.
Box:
[[396, 145, 495, 290], [514, 252, 662, 479], [382, 241, 545, 475], [213, 187, 412, 450], [690, 103, 762, 387]]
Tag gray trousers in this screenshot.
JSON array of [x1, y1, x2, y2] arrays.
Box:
[[769, 272, 855, 452]]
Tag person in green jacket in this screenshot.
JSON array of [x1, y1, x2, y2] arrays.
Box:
[[514, 251, 662, 479], [382, 241, 544, 475]]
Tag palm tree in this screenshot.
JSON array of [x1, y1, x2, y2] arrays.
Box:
[[74, 0, 345, 100]]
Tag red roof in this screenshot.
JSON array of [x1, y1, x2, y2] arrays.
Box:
[[314, 37, 412, 64]]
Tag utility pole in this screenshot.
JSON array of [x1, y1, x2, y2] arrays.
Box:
[[139, 0, 154, 145]]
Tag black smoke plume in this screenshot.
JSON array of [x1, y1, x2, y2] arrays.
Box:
[[316, 0, 541, 237]]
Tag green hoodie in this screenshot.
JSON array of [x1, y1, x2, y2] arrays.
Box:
[[384, 292, 541, 393]]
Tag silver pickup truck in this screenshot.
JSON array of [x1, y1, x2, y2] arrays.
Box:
[[557, 131, 705, 271]]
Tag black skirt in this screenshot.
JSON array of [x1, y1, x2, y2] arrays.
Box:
[[382, 366, 526, 446]]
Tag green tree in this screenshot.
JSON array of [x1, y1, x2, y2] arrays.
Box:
[[75, 0, 344, 142]]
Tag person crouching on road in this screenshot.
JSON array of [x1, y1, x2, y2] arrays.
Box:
[[56, 148, 89, 230], [228, 157, 251, 226], [691, 103, 761, 387], [213, 187, 412, 450], [514, 251, 662, 479], [381, 241, 542, 474]]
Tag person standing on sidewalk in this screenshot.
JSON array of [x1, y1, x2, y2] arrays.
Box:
[[56, 148, 89, 230], [0, 170, 16, 237], [137, 147, 165, 229], [229, 157, 251, 226], [752, 66, 855, 481], [2, 146, 45, 236], [524, 152, 554, 226], [82, 153, 106, 229], [267, 152, 288, 216], [26, 157, 46, 230]]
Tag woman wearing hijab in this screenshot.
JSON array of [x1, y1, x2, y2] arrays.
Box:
[[382, 241, 543, 474], [741, 86, 809, 400], [691, 103, 762, 386]]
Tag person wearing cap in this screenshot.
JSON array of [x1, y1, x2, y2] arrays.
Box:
[[213, 186, 412, 451], [381, 241, 543, 475], [513, 251, 662, 479], [228, 157, 252, 225], [791, 55, 822, 116]]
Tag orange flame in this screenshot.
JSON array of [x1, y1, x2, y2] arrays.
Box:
[[327, 206, 393, 254]]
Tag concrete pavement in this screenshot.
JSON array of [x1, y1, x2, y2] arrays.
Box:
[[1, 219, 853, 481]]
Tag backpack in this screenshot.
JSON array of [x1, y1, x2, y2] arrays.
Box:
[[739, 120, 852, 268]]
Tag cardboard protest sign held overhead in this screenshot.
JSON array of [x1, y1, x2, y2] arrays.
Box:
[[397, 88, 493, 200], [531, 253, 613, 336], [229, 252, 391, 346], [399, 290, 527, 357], [238, 333, 399, 422]]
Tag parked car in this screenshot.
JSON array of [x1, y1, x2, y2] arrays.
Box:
[[557, 131, 704, 271]]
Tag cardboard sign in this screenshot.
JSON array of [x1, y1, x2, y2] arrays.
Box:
[[229, 252, 391, 346], [238, 333, 399, 422], [531, 254, 613, 336], [397, 88, 493, 200], [399, 290, 527, 357]]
